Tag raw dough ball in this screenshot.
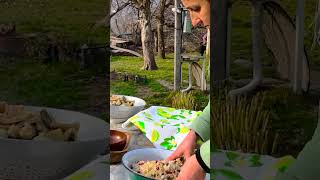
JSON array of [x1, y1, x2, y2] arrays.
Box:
[[0, 128, 8, 138], [45, 128, 65, 141], [64, 128, 76, 141], [33, 133, 52, 141], [19, 123, 37, 140], [35, 121, 48, 132], [8, 124, 21, 138]]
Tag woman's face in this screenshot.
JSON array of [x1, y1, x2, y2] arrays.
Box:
[[182, 0, 210, 29]]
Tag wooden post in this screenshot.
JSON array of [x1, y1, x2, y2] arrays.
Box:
[[80, 44, 88, 70], [211, 0, 228, 87], [174, 0, 182, 91], [228, 1, 263, 97], [226, 4, 232, 79], [293, 0, 305, 94]]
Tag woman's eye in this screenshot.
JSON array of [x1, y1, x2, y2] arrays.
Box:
[[191, 6, 201, 12], [187, 6, 201, 12]]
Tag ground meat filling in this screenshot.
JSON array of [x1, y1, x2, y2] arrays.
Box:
[[131, 157, 185, 180]]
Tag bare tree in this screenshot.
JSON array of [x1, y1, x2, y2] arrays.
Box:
[[110, 0, 131, 18], [156, 0, 173, 59], [131, 0, 158, 70], [92, 0, 130, 31]]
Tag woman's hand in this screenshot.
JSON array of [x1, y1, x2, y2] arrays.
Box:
[[166, 130, 205, 180], [166, 130, 197, 161], [177, 154, 205, 180]]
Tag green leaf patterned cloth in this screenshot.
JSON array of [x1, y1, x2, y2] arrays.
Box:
[[212, 150, 295, 180], [64, 156, 108, 180], [128, 106, 202, 150]]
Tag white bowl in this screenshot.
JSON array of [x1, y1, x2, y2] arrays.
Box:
[[0, 106, 108, 180], [110, 95, 146, 121], [122, 148, 210, 180]]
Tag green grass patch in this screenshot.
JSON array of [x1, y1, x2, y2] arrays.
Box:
[[0, 0, 108, 44], [0, 58, 93, 110], [264, 88, 318, 156], [110, 55, 189, 95], [110, 55, 189, 83], [110, 81, 138, 96], [110, 55, 208, 108], [143, 92, 172, 108]]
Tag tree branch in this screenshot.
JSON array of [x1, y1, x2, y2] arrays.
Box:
[[165, 0, 173, 8], [110, 2, 130, 18]]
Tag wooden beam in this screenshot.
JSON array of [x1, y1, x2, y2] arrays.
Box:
[[211, 0, 228, 87], [293, 0, 305, 94], [110, 45, 143, 58]]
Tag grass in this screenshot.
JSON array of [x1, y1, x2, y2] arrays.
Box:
[[263, 88, 318, 157], [0, 0, 108, 44], [0, 0, 108, 119], [111, 54, 189, 83], [110, 55, 209, 109], [210, 86, 318, 157], [0, 57, 95, 111], [212, 92, 276, 155], [110, 81, 138, 96], [110, 55, 189, 93]]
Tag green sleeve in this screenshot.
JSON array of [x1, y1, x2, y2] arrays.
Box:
[[189, 102, 210, 141], [275, 115, 320, 180], [274, 171, 299, 180], [275, 140, 320, 180], [200, 140, 210, 168]]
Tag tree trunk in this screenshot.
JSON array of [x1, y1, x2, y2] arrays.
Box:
[[133, 24, 141, 46], [157, 21, 165, 59], [154, 30, 158, 53], [157, 0, 166, 59], [140, 0, 157, 70]]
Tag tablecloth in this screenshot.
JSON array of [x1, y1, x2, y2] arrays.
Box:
[[128, 106, 202, 151]]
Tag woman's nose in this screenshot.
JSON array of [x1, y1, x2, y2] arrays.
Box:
[[192, 18, 202, 27]]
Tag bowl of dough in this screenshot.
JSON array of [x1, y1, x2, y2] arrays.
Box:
[[110, 95, 146, 122], [122, 148, 210, 180], [0, 101, 108, 180]]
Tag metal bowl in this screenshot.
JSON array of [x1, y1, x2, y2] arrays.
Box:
[[110, 95, 146, 122], [122, 148, 210, 180], [0, 106, 108, 180]]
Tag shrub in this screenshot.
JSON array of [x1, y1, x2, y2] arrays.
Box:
[[169, 90, 208, 111], [212, 92, 278, 154]]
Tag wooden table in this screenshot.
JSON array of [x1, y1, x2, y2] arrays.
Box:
[[180, 54, 206, 92]]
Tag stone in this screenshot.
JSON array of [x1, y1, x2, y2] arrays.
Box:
[[157, 80, 174, 90]]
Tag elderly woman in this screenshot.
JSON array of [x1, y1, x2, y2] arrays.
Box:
[[167, 0, 320, 179], [166, 0, 210, 180]]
